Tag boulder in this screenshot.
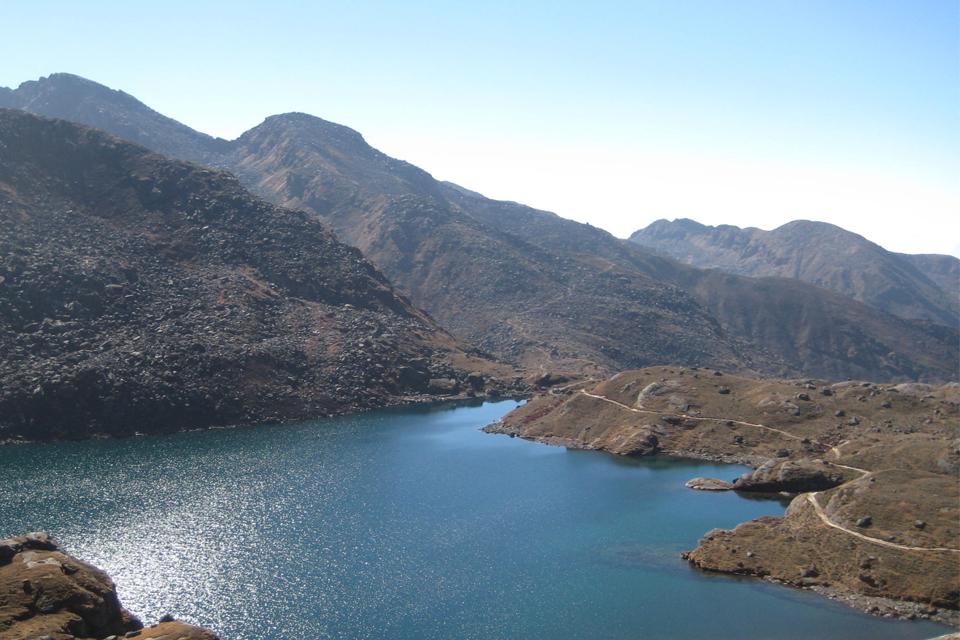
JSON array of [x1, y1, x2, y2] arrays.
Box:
[[686, 477, 734, 491], [534, 372, 570, 388], [395, 365, 429, 391], [465, 371, 485, 392], [427, 378, 459, 394], [732, 459, 846, 493], [605, 429, 660, 456]]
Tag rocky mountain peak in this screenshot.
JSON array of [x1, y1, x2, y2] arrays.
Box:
[[254, 112, 369, 147], [0, 71, 226, 161]]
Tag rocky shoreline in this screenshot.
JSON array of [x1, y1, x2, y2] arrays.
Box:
[[0, 532, 219, 640], [485, 367, 960, 626], [490, 417, 959, 626], [1, 390, 528, 447]]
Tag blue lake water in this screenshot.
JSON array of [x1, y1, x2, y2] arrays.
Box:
[[0, 400, 950, 639]]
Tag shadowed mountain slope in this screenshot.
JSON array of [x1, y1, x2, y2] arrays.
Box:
[[4, 73, 957, 382], [630, 218, 960, 326], [0, 109, 519, 441]]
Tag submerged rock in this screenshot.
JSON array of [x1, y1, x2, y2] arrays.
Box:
[[685, 477, 734, 491]]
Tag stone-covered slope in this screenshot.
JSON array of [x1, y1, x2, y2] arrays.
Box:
[[630, 218, 960, 326], [487, 367, 960, 622], [0, 110, 520, 441]]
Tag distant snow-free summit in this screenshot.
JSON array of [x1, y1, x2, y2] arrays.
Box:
[[630, 218, 959, 326]]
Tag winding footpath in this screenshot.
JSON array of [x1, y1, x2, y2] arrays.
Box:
[[576, 388, 960, 554], [581, 389, 817, 443], [804, 492, 960, 553]]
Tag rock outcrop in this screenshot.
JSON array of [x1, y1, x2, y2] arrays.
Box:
[[0, 532, 217, 639], [731, 458, 849, 493]]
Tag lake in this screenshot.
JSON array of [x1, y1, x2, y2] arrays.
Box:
[[0, 400, 949, 639]]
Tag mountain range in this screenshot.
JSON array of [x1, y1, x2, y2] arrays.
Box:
[[631, 218, 959, 325], [0, 109, 518, 440], [2, 73, 957, 385]]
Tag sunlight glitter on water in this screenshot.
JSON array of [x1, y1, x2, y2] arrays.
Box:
[[1, 401, 951, 640]]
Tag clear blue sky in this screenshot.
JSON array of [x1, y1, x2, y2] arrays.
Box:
[[3, 0, 958, 255]]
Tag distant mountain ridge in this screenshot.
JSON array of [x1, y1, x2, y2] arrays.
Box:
[[0, 72, 229, 161], [3, 73, 957, 382], [630, 218, 959, 326]]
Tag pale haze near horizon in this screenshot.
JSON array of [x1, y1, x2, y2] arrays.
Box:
[[3, 1, 958, 257]]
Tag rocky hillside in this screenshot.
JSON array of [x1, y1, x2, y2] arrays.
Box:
[[1, 532, 218, 639], [487, 367, 960, 623], [442, 189, 958, 382], [0, 109, 521, 441], [4, 73, 958, 382], [630, 218, 960, 326]]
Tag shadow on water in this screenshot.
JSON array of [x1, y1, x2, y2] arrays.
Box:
[[733, 490, 795, 507]]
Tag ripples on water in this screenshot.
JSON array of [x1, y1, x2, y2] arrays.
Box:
[[0, 401, 950, 639]]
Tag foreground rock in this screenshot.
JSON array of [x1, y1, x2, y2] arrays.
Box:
[[487, 366, 960, 623], [0, 532, 217, 639], [134, 620, 221, 640], [0, 110, 524, 442]]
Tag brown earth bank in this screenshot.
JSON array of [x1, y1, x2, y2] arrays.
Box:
[[485, 366, 960, 625], [0, 532, 218, 640], [0, 110, 526, 443]]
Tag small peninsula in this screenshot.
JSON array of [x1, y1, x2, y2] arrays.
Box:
[[485, 366, 960, 624]]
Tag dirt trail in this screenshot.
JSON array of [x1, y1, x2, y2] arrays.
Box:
[[577, 388, 959, 554], [805, 493, 960, 553], [580, 390, 814, 443]]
